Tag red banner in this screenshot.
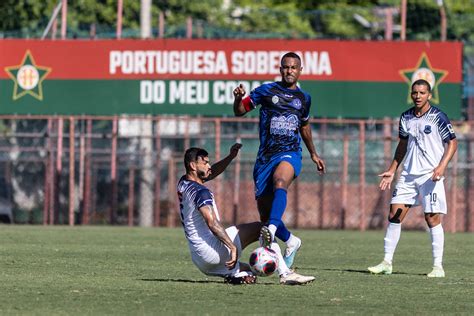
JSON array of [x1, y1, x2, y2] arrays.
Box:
[[0, 39, 462, 82]]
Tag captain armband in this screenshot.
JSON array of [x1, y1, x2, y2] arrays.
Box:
[[242, 96, 254, 113]]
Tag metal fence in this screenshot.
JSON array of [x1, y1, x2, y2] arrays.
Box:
[[0, 115, 473, 232]]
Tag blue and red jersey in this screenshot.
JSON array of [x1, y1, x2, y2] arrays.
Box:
[[244, 81, 311, 164]]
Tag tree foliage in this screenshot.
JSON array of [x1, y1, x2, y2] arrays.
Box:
[[0, 0, 472, 41]]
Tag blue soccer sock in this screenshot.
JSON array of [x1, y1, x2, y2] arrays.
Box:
[[268, 188, 291, 242], [275, 222, 291, 243]]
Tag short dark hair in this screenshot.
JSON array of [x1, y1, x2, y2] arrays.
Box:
[[281, 52, 301, 66], [411, 79, 431, 92], [184, 147, 209, 172]]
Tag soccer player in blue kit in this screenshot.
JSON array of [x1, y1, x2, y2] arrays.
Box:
[[233, 52, 326, 269], [368, 79, 458, 277]]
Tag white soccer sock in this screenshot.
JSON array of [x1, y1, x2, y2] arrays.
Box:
[[286, 233, 299, 246], [430, 224, 444, 268], [383, 222, 401, 264], [269, 241, 290, 276], [268, 224, 277, 240]]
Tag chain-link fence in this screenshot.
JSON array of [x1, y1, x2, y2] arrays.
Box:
[[1, 115, 473, 232]]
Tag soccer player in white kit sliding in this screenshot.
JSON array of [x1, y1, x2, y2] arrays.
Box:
[[177, 144, 315, 285], [368, 79, 458, 278]]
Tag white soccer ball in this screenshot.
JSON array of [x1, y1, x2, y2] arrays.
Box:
[[249, 246, 279, 277]]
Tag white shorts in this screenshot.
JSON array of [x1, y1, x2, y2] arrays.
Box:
[[391, 172, 447, 214], [190, 226, 243, 277]]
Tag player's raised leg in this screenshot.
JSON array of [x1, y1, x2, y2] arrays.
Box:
[[257, 189, 301, 267], [236, 221, 263, 249], [270, 161, 303, 267], [267, 161, 296, 237], [259, 225, 272, 248]]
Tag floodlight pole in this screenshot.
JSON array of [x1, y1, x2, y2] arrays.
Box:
[[51, 19, 58, 40], [41, 0, 62, 40], [384, 8, 393, 40], [400, 0, 407, 40], [141, 0, 152, 38], [61, 0, 68, 39], [117, 0, 123, 39], [138, 0, 155, 227], [69, 117, 75, 226], [158, 11, 165, 39], [186, 17, 193, 39], [438, 1, 447, 41]]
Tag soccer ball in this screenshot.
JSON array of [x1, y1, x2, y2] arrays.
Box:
[[249, 246, 279, 277]]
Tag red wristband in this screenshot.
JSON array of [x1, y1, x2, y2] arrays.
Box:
[[242, 96, 253, 112]]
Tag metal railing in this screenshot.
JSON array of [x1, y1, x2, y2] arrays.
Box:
[[1, 115, 473, 232]]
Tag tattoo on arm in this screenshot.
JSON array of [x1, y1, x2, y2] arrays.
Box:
[[209, 221, 231, 243], [199, 205, 235, 250]]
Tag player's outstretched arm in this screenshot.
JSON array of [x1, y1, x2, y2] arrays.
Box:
[[378, 171, 395, 191], [199, 205, 237, 269], [206, 143, 242, 182], [233, 84, 247, 116], [300, 122, 325, 174], [379, 138, 408, 190], [432, 138, 458, 181]]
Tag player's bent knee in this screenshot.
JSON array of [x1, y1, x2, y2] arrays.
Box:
[[273, 177, 291, 189], [425, 213, 441, 227], [388, 208, 403, 223]]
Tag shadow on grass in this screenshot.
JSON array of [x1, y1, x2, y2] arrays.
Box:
[[141, 278, 222, 284], [319, 268, 426, 276], [140, 278, 278, 285]]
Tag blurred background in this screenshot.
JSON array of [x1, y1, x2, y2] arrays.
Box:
[[0, 0, 473, 232], [1, 0, 473, 42]]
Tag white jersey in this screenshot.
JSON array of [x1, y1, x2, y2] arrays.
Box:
[[177, 175, 243, 277], [177, 176, 220, 253], [399, 106, 456, 175]]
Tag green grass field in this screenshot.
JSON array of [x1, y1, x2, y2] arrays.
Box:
[[0, 226, 472, 315]]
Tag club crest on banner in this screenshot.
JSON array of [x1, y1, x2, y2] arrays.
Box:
[[4, 50, 52, 101], [399, 52, 448, 105]]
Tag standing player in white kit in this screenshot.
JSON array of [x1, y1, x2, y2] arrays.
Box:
[[368, 79, 458, 278]]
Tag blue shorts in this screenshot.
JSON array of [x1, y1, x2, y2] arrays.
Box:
[[253, 151, 302, 199]]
